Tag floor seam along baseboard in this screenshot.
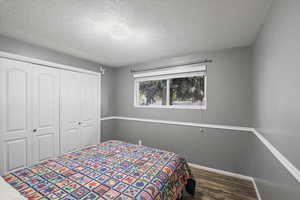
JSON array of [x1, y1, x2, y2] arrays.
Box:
[[188, 163, 262, 200], [101, 116, 300, 184]]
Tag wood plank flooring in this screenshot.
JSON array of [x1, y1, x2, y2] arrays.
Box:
[[183, 167, 258, 200]]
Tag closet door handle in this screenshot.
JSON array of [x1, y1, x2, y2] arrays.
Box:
[[33, 129, 37, 132], [78, 122, 82, 125]]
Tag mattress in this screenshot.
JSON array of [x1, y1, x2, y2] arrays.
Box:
[[2, 140, 193, 200]]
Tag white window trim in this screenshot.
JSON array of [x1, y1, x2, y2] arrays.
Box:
[[134, 72, 207, 110]]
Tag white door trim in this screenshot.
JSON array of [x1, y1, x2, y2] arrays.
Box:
[[98, 74, 102, 143]]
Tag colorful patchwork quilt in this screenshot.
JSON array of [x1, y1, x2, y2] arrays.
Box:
[[2, 140, 193, 200]]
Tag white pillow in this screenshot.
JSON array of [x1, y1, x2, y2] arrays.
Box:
[[0, 177, 26, 200]]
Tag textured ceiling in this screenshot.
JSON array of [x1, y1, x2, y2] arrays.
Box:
[[0, 0, 272, 67]]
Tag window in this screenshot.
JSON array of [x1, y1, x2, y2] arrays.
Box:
[[134, 65, 207, 109], [138, 79, 167, 106]]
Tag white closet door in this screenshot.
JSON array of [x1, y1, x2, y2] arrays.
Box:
[[60, 70, 81, 154], [80, 73, 100, 147], [0, 58, 32, 174], [32, 66, 59, 164]]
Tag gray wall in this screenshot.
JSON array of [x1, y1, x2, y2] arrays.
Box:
[[101, 120, 116, 142], [108, 46, 258, 174], [101, 67, 117, 117], [114, 119, 255, 174], [253, 0, 300, 170], [111, 119, 300, 200], [100, 67, 117, 141], [109, 41, 300, 199], [252, 0, 300, 199], [115, 46, 253, 127], [243, 137, 299, 200], [242, 137, 297, 185], [254, 179, 300, 200]]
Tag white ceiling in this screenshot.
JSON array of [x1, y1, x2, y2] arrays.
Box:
[[0, 0, 272, 67]]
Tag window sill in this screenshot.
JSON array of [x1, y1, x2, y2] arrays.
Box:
[[134, 105, 207, 110]]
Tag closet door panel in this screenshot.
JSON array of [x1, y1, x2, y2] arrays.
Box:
[[7, 68, 27, 131], [0, 58, 32, 174], [80, 74, 99, 147], [6, 139, 27, 172], [60, 70, 81, 153], [81, 125, 97, 148], [32, 66, 59, 164]]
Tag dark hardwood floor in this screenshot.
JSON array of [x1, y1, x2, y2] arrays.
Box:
[[183, 167, 258, 200]]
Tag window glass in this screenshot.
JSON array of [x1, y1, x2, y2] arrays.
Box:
[[170, 76, 205, 106], [138, 80, 167, 106], [135, 74, 206, 109]]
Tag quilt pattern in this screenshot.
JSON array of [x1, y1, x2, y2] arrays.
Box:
[[2, 140, 192, 200]]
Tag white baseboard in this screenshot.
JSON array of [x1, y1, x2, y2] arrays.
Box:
[[188, 162, 253, 181], [188, 163, 261, 200], [251, 177, 262, 200]]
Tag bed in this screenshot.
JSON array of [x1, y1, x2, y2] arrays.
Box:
[[1, 140, 194, 200]]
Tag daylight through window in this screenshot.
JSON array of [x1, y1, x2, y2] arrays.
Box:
[[134, 70, 207, 109]]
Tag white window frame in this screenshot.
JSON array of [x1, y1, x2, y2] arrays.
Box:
[[134, 71, 207, 110]]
